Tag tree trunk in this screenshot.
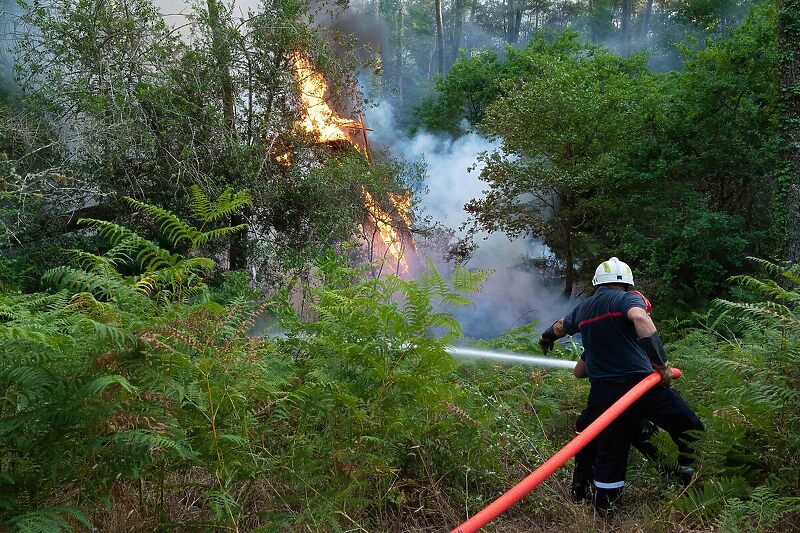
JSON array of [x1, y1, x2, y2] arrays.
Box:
[[779, 0, 800, 263], [620, 0, 632, 56], [640, 0, 653, 43], [396, 5, 404, 103], [435, 0, 445, 74], [505, 0, 522, 44], [451, 0, 465, 64], [208, 0, 247, 271], [563, 227, 574, 297], [207, 0, 235, 135]]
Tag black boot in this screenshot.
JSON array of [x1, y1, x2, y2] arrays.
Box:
[[678, 465, 696, 486], [571, 480, 593, 503], [594, 486, 622, 514]]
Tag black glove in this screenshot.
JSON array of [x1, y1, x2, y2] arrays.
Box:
[[539, 323, 560, 354], [538, 337, 555, 354]]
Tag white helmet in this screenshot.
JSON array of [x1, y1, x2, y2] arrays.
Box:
[[592, 257, 635, 286]]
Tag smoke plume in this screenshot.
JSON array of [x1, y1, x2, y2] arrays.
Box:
[[365, 100, 576, 338]]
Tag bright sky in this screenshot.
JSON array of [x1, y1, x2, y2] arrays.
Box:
[[152, 0, 261, 35]]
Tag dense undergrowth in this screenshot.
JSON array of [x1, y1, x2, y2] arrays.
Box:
[[1, 194, 799, 532]]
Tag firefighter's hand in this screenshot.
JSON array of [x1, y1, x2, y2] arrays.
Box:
[[538, 337, 555, 354], [539, 321, 561, 354], [654, 364, 673, 387]]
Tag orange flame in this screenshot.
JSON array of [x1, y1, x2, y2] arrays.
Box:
[[389, 193, 412, 230], [275, 152, 292, 166], [292, 52, 361, 143], [362, 188, 410, 274], [291, 52, 415, 275]]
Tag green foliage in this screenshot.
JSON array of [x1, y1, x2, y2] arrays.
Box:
[[2, 199, 535, 530], [665, 258, 800, 528], [610, 3, 779, 309], [124, 185, 252, 249], [10, 506, 92, 533], [264, 256, 489, 526], [4, 199, 800, 530], [419, 6, 780, 307], [458, 34, 653, 294], [414, 49, 505, 134], [716, 485, 800, 532], [0, 187, 256, 530], [43, 185, 250, 304], [415, 32, 600, 134], [7, 0, 381, 286]]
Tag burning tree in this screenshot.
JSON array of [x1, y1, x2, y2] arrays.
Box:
[[288, 52, 419, 277], [7, 0, 418, 286]]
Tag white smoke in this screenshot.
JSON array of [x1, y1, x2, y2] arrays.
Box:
[[365, 100, 577, 338]]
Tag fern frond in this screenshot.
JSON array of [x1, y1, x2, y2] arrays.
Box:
[[714, 299, 797, 326], [113, 429, 196, 459], [79, 375, 137, 397], [195, 186, 253, 223], [43, 266, 129, 300], [195, 224, 249, 246], [10, 505, 92, 532], [189, 184, 214, 221], [124, 196, 199, 248], [0, 325, 58, 347], [66, 249, 114, 274], [79, 218, 173, 271], [745, 257, 788, 277], [728, 275, 800, 306]]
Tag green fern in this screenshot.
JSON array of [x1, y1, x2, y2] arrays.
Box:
[[125, 186, 251, 249], [669, 257, 800, 526], [716, 484, 799, 533], [188, 184, 253, 224], [10, 505, 92, 533]]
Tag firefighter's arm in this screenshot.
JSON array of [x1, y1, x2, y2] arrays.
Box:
[[538, 318, 565, 354], [627, 307, 673, 384]]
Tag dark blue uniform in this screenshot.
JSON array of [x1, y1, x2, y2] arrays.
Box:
[[563, 286, 652, 382], [565, 286, 704, 510]]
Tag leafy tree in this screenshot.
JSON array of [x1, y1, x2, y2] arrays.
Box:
[[7, 0, 412, 287], [419, 6, 780, 306], [605, 4, 780, 308], [466, 35, 651, 295], [414, 49, 504, 134]]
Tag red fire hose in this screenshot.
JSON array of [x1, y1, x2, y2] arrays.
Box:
[[451, 368, 682, 533]]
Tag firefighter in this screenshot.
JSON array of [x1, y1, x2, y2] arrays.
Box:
[[538, 257, 704, 511], [571, 290, 689, 503]]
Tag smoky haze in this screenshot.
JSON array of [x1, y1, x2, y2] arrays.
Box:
[[365, 99, 577, 338], [0, 0, 20, 96]]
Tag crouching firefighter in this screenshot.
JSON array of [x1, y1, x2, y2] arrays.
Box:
[[538, 257, 704, 511]]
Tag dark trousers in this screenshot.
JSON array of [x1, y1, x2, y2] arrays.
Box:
[[571, 378, 704, 510]]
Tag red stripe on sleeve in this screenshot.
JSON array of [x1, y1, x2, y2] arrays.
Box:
[[578, 311, 624, 329]]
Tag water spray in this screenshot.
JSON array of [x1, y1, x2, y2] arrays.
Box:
[[446, 346, 577, 370]]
